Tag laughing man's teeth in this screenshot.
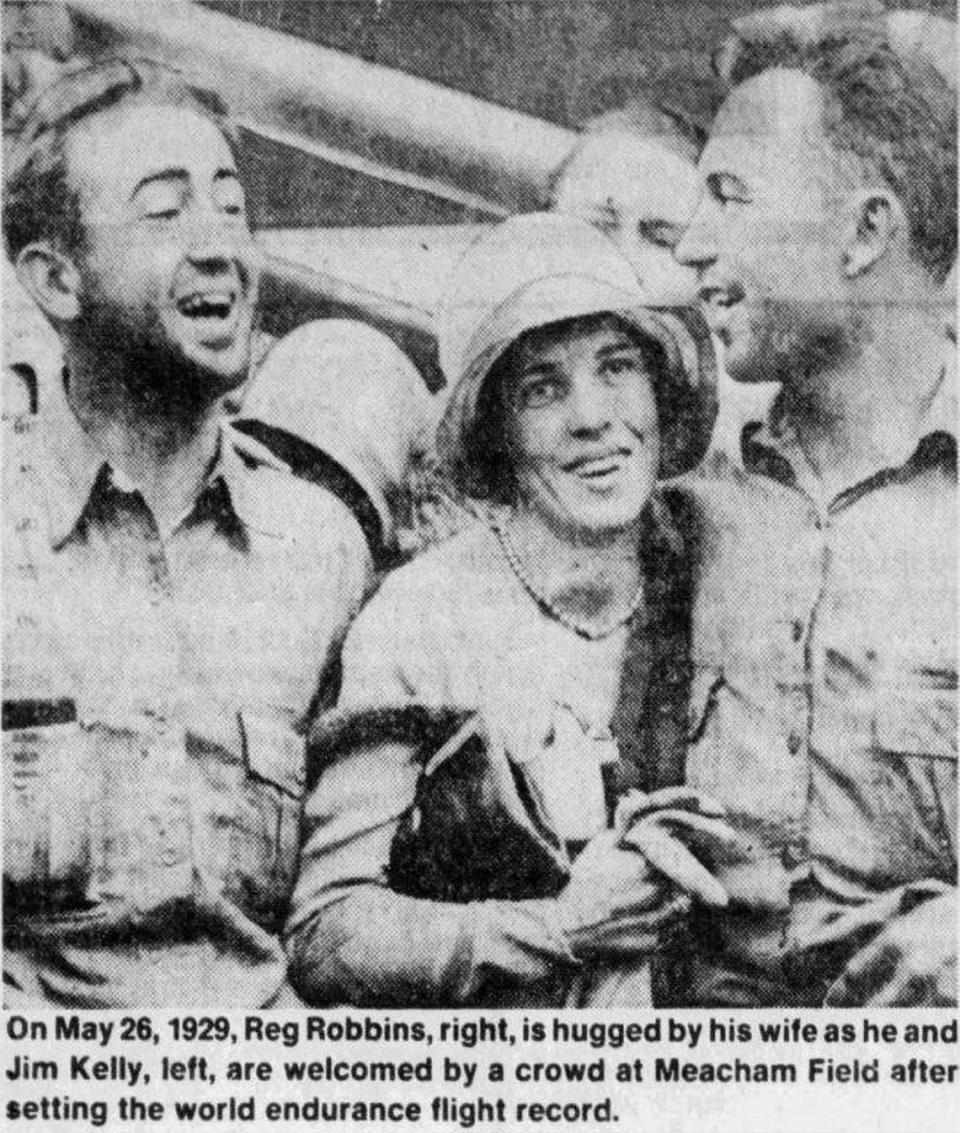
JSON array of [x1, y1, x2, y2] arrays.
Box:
[[178, 293, 233, 318]]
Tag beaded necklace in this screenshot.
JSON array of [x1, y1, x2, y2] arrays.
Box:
[[493, 518, 645, 642]]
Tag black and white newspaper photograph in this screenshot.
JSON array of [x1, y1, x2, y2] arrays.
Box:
[[1, 1, 957, 1130]]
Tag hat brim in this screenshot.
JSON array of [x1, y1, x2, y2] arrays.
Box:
[[439, 277, 716, 499]]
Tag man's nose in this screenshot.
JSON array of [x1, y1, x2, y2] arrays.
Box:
[[674, 201, 717, 269], [567, 376, 613, 434], [185, 200, 254, 270]]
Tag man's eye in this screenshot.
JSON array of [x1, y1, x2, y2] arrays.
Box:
[[708, 174, 752, 206], [588, 200, 620, 236], [136, 184, 184, 220], [636, 220, 685, 249], [141, 204, 181, 220]]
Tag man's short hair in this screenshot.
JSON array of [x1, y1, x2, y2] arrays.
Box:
[[718, 11, 957, 283], [546, 97, 702, 210], [4, 56, 239, 261]]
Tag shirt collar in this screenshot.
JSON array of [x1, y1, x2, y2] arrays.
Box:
[[740, 356, 957, 485], [40, 376, 286, 547]]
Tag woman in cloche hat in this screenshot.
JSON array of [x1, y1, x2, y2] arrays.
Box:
[[286, 212, 724, 1008]]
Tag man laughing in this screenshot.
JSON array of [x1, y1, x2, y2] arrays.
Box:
[[2, 58, 370, 1007]]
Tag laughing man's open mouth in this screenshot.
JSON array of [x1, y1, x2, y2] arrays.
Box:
[[176, 289, 237, 320], [174, 285, 246, 348]]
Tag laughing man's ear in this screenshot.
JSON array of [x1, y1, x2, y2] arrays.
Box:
[[15, 242, 82, 322], [842, 189, 906, 279]]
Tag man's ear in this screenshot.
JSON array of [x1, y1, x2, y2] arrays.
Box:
[[841, 189, 906, 279], [14, 241, 82, 321]]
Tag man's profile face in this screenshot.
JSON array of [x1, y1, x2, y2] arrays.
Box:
[[65, 101, 261, 399], [677, 69, 856, 385], [554, 130, 700, 305]]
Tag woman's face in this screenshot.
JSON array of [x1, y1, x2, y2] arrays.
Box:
[[504, 317, 660, 539]]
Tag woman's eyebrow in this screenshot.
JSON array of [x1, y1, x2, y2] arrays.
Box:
[[517, 359, 561, 381], [596, 338, 641, 357]]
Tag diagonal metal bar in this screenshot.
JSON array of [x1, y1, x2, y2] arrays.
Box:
[[237, 118, 509, 219], [65, 0, 576, 208]]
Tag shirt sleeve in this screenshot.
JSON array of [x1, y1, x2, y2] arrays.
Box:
[[285, 567, 581, 1006], [335, 556, 456, 707], [283, 712, 579, 1006], [295, 497, 375, 723]]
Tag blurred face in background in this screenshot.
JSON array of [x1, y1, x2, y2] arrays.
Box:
[[552, 130, 700, 305], [502, 314, 660, 542]]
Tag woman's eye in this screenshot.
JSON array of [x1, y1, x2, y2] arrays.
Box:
[[600, 354, 642, 378], [517, 377, 561, 409]]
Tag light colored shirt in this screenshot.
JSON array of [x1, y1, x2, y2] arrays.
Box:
[[667, 363, 956, 992], [3, 387, 371, 1007], [287, 521, 636, 1006]]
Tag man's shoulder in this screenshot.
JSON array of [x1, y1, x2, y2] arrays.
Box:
[[224, 430, 370, 554], [664, 444, 749, 501], [364, 520, 492, 614]]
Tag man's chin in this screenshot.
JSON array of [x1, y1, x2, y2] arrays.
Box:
[[725, 355, 782, 385], [723, 333, 788, 386], [123, 340, 252, 418], [181, 340, 252, 395]]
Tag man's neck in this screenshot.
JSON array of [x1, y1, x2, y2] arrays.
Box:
[[783, 303, 946, 500], [65, 352, 225, 536]]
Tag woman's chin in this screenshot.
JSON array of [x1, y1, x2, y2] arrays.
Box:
[[542, 499, 650, 544]]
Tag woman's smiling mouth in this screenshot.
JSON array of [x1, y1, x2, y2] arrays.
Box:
[[563, 449, 632, 482]]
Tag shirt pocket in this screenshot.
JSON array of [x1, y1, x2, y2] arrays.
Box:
[[195, 708, 306, 933], [870, 689, 956, 882], [3, 715, 95, 907]]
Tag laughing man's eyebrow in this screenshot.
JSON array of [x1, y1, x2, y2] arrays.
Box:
[[130, 166, 239, 200]]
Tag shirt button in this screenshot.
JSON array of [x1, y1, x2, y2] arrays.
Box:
[[787, 732, 803, 755], [791, 619, 804, 643]]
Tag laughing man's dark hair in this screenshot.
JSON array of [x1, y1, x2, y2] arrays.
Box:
[[4, 56, 240, 261]]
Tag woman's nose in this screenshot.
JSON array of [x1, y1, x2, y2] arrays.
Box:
[[567, 375, 613, 434]]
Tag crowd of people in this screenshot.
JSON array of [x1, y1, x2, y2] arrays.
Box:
[[2, 1, 956, 1009]]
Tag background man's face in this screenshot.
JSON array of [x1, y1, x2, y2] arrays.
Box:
[[66, 102, 261, 399], [554, 131, 700, 305], [677, 69, 856, 386]]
